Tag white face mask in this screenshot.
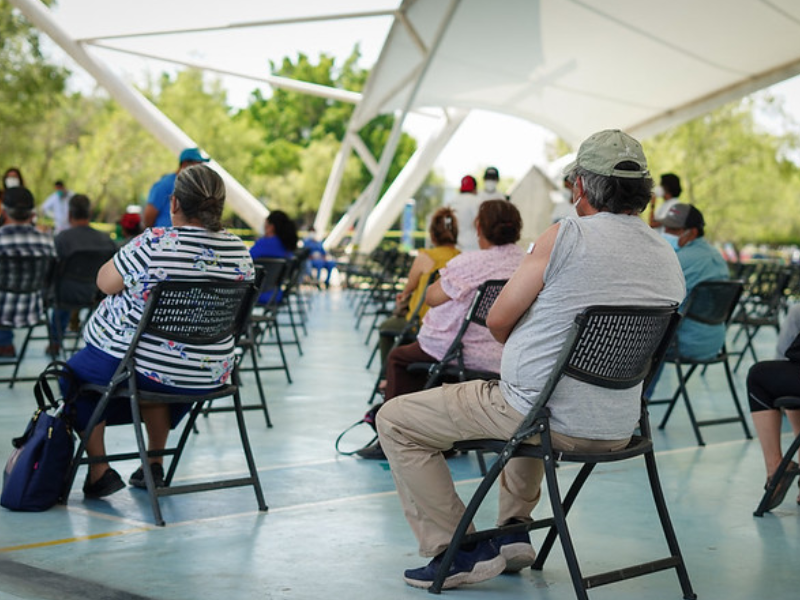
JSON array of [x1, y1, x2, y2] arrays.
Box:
[[484, 181, 497, 194], [561, 188, 572, 202], [4, 177, 20, 189], [653, 185, 665, 199]]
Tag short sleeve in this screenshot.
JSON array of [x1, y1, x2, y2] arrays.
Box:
[[439, 253, 475, 301]]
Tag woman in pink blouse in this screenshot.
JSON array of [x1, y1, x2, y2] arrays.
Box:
[[358, 200, 524, 459]]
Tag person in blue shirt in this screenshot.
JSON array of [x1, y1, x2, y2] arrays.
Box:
[[250, 210, 298, 303], [144, 148, 210, 228], [303, 227, 337, 288], [646, 203, 729, 397]]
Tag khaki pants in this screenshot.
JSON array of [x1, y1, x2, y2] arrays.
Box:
[[376, 379, 629, 557]]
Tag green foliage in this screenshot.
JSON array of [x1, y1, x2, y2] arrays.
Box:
[[643, 94, 800, 246], [239, 48, 417, 219], [0, 1, 68, 189]]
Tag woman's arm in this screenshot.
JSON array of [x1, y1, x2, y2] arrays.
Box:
[[425, 279, 452, 307], [97, 258, 125, 295], [486, 223, 560, 343], [398, 252, 435, 301]]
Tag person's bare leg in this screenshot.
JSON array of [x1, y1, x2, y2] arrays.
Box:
[[752, 409, 785, 477], [84, 421, 111, 483], [140, 404, 170, 466], [785, 409, 800, 502]]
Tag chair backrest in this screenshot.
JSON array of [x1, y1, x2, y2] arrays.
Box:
[[681, 280, 744, 326], [0, 254, 54, 294], [435, 279, 508, 368], [53, 248, 116, 306], [253, 257, 289, 302], [561, 305, 680, 391], [135, 279, 259, 349]]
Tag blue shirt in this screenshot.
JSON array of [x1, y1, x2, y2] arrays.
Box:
[[250, 236, 292, 304], [675, 237, 730, 359], [146, 172, 176, 228]]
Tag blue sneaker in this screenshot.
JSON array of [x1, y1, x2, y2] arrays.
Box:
[[403, 540, 506, 589], [495, 528, 537, 573]]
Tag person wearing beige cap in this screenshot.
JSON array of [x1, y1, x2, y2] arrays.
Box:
[[375, 129, 685, 590]]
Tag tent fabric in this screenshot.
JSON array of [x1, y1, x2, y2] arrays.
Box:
[[355, 0, 800, 145]]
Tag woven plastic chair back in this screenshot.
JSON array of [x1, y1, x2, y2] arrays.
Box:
[[681, 280, 743, 326], [564, 305, 678, 390], [469, 279, 507, 327], [142, 280, 256, 345], [0, 254, 53, 294]]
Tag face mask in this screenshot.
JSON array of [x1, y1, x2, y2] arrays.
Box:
[[484, 181, 497, 194], [561, 188, 572, 202], [661, 232, 681, 251], [57, 190, 66, 198], [4, 177, 20, 189], [653, 185, 665, 199]]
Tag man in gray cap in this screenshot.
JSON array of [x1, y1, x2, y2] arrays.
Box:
[[652, 203, 729, 376], [143, 147, 210, 228], [375, 129, 685, 590], [0, 187, 56, 356]]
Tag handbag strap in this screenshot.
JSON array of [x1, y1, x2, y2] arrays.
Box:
[[33, 360, 78, 412]]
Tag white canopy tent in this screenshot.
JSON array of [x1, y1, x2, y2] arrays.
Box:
[[11, 0, 800, 249]]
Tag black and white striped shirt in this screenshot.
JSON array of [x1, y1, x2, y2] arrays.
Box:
[[85, 226, 254, 388]]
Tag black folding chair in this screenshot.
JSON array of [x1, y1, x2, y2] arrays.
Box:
[[754, 395, 800, 516], [407, 279, 507, 390], [61, 279, 267, 526], [650, 280, 752, 446], [730, 264, 791, 372], [0, 254, 55, 387], [250, 257, 293, 384], [429, 304, 696, 600], [49, 247, 116, 358]]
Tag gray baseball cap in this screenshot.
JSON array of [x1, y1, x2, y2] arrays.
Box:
[[564, 129, 649, 179]]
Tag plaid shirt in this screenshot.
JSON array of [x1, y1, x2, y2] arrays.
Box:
[[0, 225, 56, 328]]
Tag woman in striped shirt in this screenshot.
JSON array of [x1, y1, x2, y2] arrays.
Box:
[[67, 164, 255, 499]]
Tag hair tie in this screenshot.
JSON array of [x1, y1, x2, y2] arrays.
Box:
[[444, 216, 452, 229]]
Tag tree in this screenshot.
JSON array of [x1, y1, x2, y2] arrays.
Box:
[[0, 1, 68, 194], [644, 93, 800, 245], [239, 48, 418, 219]]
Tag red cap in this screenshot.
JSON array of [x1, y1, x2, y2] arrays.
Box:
[[460, 175, 477, 193]]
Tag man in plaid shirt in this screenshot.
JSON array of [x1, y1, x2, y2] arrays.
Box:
[[0, 187, 56, 357]]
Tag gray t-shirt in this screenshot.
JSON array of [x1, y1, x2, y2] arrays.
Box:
[[499, 213, 686, 440]]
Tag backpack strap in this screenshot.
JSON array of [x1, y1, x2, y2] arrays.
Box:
[[33, 360, 78, 412]]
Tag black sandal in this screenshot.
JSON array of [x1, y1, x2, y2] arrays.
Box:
[[765, 461, 799, 511]]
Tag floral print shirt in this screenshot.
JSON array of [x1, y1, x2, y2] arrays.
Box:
[[84, 226, 254, 389]]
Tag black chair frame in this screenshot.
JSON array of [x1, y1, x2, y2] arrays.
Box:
[[61, 279, 267, 526], [650, 280, 752, 446], [429, 304, 696, 600]]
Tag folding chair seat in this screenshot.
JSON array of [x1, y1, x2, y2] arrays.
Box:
[[429, 304, 696, 600], [61, 279, 267, 526], [730, 264, 791, 372], [754, 395, 800, 516], [0, 254, 55, 387], [650, 280, 753, 446], [49, 247, 115, 359]]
